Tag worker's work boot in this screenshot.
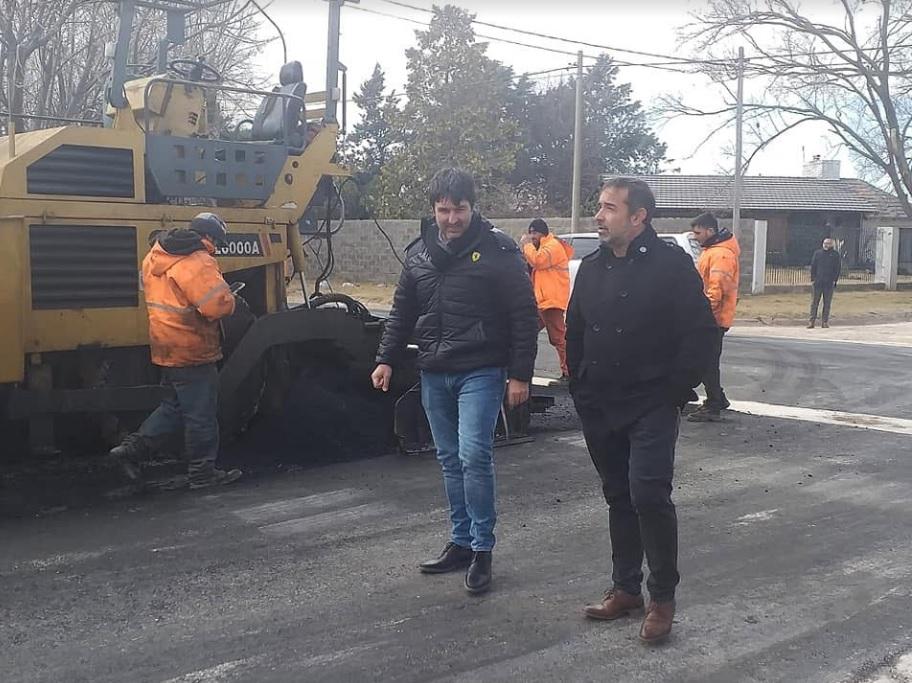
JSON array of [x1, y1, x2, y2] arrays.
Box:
[[465, 551, 493, 595], [687, 407, 723, 423], [419, 542, 473, 574], [188, 467, 242, 490], [583, 588, 644, 620], [639, 600, 675, 644], [108, 433, 150, 481], [807, 320, 816, 329], [822, 321, 830, 328]]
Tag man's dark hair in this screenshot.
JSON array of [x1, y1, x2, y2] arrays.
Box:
[[529, 218, 549, 235], [690, 212, 719, 231], [428, 167, 476, 208], [601, 177, 656, 223]]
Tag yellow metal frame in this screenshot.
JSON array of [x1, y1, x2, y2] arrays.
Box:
[[0, 79, 348, 386]]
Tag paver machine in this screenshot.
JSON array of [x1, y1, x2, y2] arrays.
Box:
[[0, 0, 414, 459]]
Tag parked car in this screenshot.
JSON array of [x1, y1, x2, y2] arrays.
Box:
[[559, 232, 701, 289]]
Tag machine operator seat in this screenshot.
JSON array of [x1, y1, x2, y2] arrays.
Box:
[[251, 61, 307, 150]]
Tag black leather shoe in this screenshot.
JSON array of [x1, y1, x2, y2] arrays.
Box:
[[419, 542, 473, 574], [465, 551, 493, 594]]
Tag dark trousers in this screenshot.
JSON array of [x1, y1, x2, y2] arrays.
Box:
[[810, 284, 835, 322], [701, 327, 728, 411], [576, 402, 680, 602], [138, 363, 220, 484]]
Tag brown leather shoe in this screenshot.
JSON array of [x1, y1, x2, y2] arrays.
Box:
[[583, 588, 644, 620], [639, 600, 675, 644]]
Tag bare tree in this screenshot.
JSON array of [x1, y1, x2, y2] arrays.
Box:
[[0, 0, 85, 127], [0, 0, 271, 133], [664, 0, 912, 216]]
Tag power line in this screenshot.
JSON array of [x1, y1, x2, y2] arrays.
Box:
[[371, 0, 729, 66], [344, 4, 601, 60], [371, 0, 912, 68], [347, 3, 729, 75]]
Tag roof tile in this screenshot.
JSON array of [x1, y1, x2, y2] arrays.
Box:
[[618, 174, 908, 216]]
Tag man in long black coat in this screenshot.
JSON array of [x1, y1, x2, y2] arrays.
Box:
[[808, 238, 842, 328], [567, 177, 717, 644]]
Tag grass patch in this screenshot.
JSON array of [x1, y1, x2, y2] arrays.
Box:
[[737, 290, 912, 322]]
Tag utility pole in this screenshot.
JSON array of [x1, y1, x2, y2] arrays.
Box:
[[732, 46, 744, 240], [7, 43, 17, 157], [106, 0, 136, 114], [571, 50, 584, 230], [325, 0, 358, 124]]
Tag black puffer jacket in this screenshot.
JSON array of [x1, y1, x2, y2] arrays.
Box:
[[566, 226, 718, 414], [376, 213, 539, 381]]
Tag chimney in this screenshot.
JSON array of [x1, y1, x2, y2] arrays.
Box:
[[803, 155, 841, 179]]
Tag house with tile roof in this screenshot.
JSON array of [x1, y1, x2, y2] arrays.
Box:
[[618, 162, 912, 288]]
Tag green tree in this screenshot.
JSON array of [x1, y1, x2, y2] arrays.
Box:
[[341, 64, 399, 218], [373, 5, 523, 218], [512, 55, 666, 214]]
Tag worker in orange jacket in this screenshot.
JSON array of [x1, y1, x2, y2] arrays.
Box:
[[688, 212, 740, 422], [109, 212, 242, 489], [521, 218, 574, 380]]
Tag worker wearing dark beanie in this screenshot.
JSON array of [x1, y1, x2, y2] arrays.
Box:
[[529, 218, 549, 236]]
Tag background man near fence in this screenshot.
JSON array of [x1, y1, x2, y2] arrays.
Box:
[[372, 168, 539, 595], [567, 178, 717, 644], [521, 218, 574, 381], [808, 238, 841, 329], [688, 212, 740, 423]]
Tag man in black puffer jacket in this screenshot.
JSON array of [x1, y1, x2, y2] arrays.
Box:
[[372, 168, 538, 595], [570, 178, 718, 644]]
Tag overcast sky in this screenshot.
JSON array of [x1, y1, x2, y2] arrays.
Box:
[[258, 0, 856, 178]]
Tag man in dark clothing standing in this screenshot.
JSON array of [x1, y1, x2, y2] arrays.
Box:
[[372, 168, 539, 595], [808, 238, 841, 328], [567, 178, 717, 644]]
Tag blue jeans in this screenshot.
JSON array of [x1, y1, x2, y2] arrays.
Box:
[[139, 363, 220, 483], [421, 367, 507, 552]]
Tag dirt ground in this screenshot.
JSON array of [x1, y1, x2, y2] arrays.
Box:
[[735, 290, 912, 325]]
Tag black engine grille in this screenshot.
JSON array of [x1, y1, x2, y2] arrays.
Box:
[[30, 225, 138, 310], [27, 145, 135, 198]]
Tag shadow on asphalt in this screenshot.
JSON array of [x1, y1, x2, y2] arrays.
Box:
[[0, 375, 579, 519]]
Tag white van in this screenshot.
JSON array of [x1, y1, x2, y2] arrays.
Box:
[[558, 232, 701, 289]]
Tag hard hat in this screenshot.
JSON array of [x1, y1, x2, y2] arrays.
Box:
[[190, 212, 229, 247]]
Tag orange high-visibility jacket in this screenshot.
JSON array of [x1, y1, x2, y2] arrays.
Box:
[[697, 234, 740, 329], [522, 233, 574, 311], [142, 239, 235, 367]]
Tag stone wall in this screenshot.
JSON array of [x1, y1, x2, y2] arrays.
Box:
[[302, 214, 760, 291], [304, 216, 596, 284]]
